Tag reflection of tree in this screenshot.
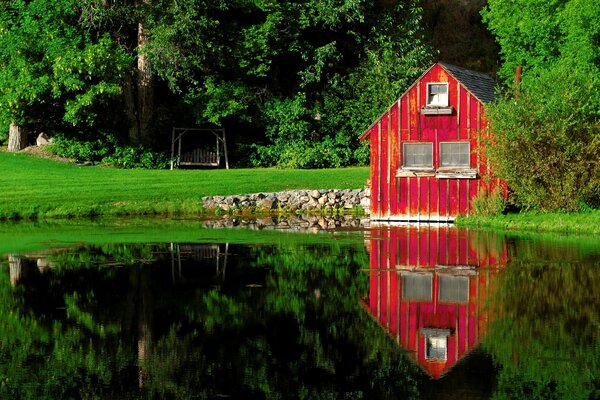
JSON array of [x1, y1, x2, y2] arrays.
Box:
[[144, 243, 422, 399], [485, 252, 600, 399], [0, 246, 143, 399], [1, 241, 424, 399]]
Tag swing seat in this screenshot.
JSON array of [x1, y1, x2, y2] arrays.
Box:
[[179, 148, 220, 167]]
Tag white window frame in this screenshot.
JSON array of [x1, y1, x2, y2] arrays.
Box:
[[422, 328, 451, 361], [426, 82, 449, 107], [425, 335, 448, 361], [403, 142, 433, 170], [439, 141, 471, 168]]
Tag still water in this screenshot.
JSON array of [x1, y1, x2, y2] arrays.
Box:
[[0, 218, 599, 399]]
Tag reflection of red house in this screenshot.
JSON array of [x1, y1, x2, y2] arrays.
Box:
[[362, 226, 505, 379], [360, 62, 505, 221]]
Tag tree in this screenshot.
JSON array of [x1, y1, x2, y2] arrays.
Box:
[[145, 0, 432, 167], [484, 65, 599, 211], [481, 0, 600, 210], [0, 0, 129, 152], [482, 0, 599, 82]]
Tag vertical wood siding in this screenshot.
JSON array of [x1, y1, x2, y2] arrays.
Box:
[[367, 64, 503, 221]]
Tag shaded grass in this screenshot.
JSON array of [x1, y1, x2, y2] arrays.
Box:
[[0, 151, 369, 220], [456, 210, 600, 236]]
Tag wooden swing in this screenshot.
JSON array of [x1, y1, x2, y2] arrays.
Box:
[[170, 127, 229, 170]]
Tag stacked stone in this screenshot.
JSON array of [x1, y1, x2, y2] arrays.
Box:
[[202, 189, 370, 213], [202, 214, 370, 231]]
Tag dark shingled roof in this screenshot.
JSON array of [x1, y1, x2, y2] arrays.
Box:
[[439, 62, 496, 103]]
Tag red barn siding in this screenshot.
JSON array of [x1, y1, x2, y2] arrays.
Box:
[[361, 63, 503, 221]]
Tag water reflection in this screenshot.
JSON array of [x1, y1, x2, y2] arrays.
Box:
[[363, 226, 505, 381], [0, 223, 599, 399], [483, 236, 600, 400], [1, 238, 424, 399]]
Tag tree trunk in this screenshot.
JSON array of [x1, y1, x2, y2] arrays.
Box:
[[123, 74, 141, 143], [7, 123, 27, 152], [8, 255, 22, 287], [137, 17, 154, 143], [123, 3, 154, 145]]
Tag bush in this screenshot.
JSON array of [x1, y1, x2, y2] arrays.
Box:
[[485, 64, 600, 211], [470, 187, 506, 216], [101, 146, 169, 169], [49, 133, 169, 169]]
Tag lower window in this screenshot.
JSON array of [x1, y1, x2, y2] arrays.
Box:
[[440, 142, 470, 168], [403, 143, 433, 169]]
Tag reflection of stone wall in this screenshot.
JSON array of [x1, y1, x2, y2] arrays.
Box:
[[202, 215, 370, 232], [202, 189, 370, 214]]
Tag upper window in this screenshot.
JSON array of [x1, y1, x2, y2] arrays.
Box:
[[426, 83, 449, 107], [426, 335, 448, 360], [440, 142, 470, 168], [422, 328, 451, 360], [403, 143, 433, 169]]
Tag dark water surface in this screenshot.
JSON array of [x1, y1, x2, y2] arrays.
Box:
[[1, 218, 599, 399]]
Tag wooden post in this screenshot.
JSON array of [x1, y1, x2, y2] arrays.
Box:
[[170, 128, 175, 170]]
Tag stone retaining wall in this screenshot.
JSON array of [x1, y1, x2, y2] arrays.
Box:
[[202, 188, 370, 213]]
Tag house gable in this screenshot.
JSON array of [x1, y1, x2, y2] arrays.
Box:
[[360, 62, 495, 141]]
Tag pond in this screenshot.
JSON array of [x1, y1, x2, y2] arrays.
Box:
[[0, 217, 599, 399]]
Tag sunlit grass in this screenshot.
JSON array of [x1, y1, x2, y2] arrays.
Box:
[[0, 151, 369, 219], [456, 210, 600, 236]]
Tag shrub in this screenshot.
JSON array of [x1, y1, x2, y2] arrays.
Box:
[[470, 187, 506, 216], [50, 135, 111, 162], [49, 133, 169, 169], [101, 146, 169, 169], [485, 64, 600, 211]]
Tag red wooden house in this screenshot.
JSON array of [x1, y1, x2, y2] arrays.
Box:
[[360, 62, 503, 221], [362, 226, 506, 379]]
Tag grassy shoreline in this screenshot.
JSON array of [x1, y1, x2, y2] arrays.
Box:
[[455, 211, 600, 236], [2, 150, 599, 236], [0, 150, 369, 220]]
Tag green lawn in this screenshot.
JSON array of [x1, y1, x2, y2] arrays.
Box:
[[455, 211, 600, 236], [0, 151, 369, 219]]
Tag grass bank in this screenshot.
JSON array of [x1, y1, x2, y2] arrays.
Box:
[[456, 210, 600, 236], [0, 151, 369, 220]]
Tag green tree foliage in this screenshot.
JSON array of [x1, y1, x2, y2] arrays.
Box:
[[482, 0, 599, 82], [146, 0, 432, 167], [0, 0, 129, 132], [0, 0, 432, 167], [482, 0, 600, 210], [484, 65, 600, 211]]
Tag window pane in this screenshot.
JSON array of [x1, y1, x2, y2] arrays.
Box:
[[404, 143, 432, 168], [440, 142, 470, 167], [427, 84, 448, 106], [439, 275, 469, 302], [401, 272, 432, 301], [426, 336, 447, 360]]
